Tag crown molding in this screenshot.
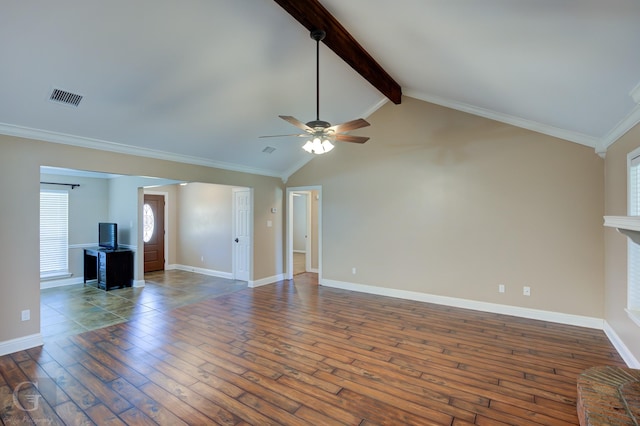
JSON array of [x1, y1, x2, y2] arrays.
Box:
[[281, 156, 314, 183], [360, 96, 389, 120], [631, 81, 640, 105], [595, 80, 640, 155], [596, 103, 640, 156], [0, 122, 283, 179], [404, 90, 599, 149]]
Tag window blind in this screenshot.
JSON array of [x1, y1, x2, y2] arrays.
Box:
[[628, 156, 640, 311], [40, 190, 69, 276]]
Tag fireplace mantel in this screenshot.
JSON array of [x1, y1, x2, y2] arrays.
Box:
[[604, 216, 640, 244]]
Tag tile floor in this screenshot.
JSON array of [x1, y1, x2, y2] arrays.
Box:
[[40, 269, 248, 342]]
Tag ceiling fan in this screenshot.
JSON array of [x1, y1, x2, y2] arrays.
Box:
[[260, 29, 370, 154]]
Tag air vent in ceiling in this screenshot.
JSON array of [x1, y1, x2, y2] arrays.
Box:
[[49, 88, 83, 107], [262, 146, 276, 154]]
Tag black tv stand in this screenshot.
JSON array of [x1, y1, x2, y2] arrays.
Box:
[[84, 247, 133, 291]]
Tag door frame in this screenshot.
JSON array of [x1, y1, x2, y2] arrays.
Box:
[[286, 186, 322, 280], [232, 187, 253, 282], [304, 192, 312, 273], [143, 190, 169, 271]]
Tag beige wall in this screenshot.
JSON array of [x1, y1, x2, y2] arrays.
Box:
[[288, 96, 605, 317], [604, 121, 640, 362], [176, 182, 234, 273], [147, 182, 237, 272], [0, 134, 284, 344]]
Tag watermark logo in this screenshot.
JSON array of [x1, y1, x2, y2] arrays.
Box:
[[12, 381, 43, 412], [3, 380, 56, 425], [10, 379, 56, 411]]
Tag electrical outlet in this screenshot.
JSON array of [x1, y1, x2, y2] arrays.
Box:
[[201, 256, 204, 262], [523, 286, 531, 296], [352, 267, 357, 275], [21, 309, 30, 321], [498, 284, 505, 293]]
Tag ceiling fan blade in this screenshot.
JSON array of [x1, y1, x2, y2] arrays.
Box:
[[329, 118, 370, 133], [258, 133, 307, 138], [280, 115, 313, 132], [335, 134, 369, 144]]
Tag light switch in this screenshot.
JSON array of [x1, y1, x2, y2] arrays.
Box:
[[267, 220, 272, 227]]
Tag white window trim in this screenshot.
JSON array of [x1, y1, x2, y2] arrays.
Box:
[[626, 309, 640, 328], [626, 146, 640, 327], [40, 272, 72, 281]]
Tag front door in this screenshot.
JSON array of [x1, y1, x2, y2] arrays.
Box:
[[143, 194, 165, 273]]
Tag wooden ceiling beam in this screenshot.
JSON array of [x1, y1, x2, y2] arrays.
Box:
[[273, 0, 402, 104]]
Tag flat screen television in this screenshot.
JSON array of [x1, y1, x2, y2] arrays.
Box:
[[98, 222, 118, 249]]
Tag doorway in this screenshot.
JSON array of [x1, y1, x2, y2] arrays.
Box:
[[143, 193, 166, 272], [292, 192, 310, 275], [286, 186, 321, 280]]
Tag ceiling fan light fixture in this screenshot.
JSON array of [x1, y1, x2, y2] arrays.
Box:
[[302, 135, 334, 154], [321, 139, 334, 153], [302, 140, 314, 153]]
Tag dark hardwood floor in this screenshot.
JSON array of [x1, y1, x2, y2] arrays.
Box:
[[1, 273, 625, 425]]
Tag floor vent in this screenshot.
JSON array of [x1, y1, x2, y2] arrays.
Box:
[[262, 146, 276, 154], [49, 88, 83, 107]]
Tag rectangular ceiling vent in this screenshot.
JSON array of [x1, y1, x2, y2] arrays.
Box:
[[49, 88, 83, 107], [262, 146, 276, 154]]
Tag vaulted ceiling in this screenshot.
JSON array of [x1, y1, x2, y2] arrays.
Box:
[[2, 1, 639, 180]]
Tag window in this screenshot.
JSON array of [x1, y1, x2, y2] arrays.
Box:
[[143, 203, 154, 243], [628, 154, 640, 324], [40, 190, 69, 278]]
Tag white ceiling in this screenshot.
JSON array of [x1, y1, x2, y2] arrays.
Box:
[[2, 1, 640, 180]]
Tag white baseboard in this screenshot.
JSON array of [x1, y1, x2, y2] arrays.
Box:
[[0, 334, 43, 357], [171, 264, 233, 280], [293, 250, 306, 254], [320, 279, 604, 330], [40, 276, 84, 289], [133, 279, 145, 288], [309, 268, 319, 273], [249, 274, 285, 288], [603, 321, 640, 368]]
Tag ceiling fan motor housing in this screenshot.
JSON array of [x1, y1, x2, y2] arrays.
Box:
[[306, 120, 331, 130]]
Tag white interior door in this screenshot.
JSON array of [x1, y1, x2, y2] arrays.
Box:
[[233, 188, 251, 281]]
